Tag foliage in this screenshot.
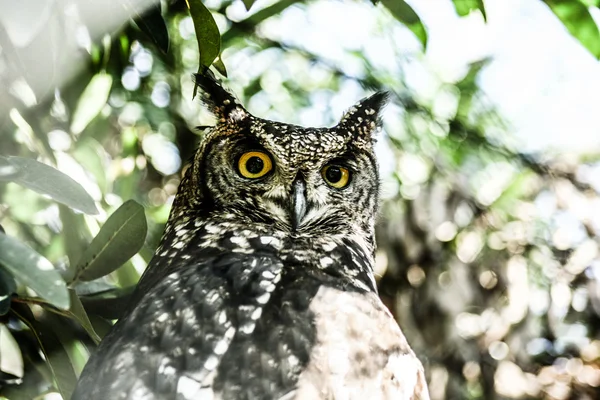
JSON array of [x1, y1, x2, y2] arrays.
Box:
[[544, 0, 600, 58], [379, 0, 427, 47], [1, 0, 600, 399]]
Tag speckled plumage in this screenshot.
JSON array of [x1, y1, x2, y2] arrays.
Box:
[[73, 71, 429, 400]]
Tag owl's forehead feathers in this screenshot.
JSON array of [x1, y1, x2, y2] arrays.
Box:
[[195, 71, 388, 164], [249, 118, 348, 165]]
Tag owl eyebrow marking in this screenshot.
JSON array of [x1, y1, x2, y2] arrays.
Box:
[[324, 155, 359, 170], [230, 136, 271, 154]]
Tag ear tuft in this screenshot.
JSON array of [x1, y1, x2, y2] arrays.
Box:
[[193, 70, 249, 124], [338, 91, 389, 140]]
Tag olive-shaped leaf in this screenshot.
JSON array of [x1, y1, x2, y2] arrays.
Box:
[[242, 0, 256, 11], [0, 156, 98, 215], [380, 0, 428, 48], [187, 0, 220, 67], [70, 72, 113, 135], [80, 286, 135, 320], [0, 324, 23, 382], [73, 200, 147, 282], [0, 232, 70, 310], [73, 280, 117, 296], [133, 3, 170, 54], [213, 56, 228, 77], [545, 0, 600, 59], [12, 304, 77, 399], [186, 0, 221, 96], [0, 266, 16, 316], [67, 289, 101, 344], [452, 0, 486, 20]]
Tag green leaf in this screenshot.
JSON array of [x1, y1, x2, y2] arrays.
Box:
[[0, 323, 23, 382], [80, 286, 135, 320], [12, 304, 77, 399], [545, 0, 600, 58], [186, 0, 222, 98], [380, 0, 428, 48], [452, 0, 487, 20], [88, 314, 115, 339], [70, 72, 113, 135], [59, 205, 91, 270], [73, 280, 117, 296], [73, 200, 147, 282], [0, 156, 98, 215], [242, 0, 256, 11], [0, 232, 70, 310], [186, 0, 221, 70], [0, 266, 16, 315], [580, 0, 600, 6], [66, 289, 101, 344], [133, 3, 170, 54], [213, 56, 228, 77]]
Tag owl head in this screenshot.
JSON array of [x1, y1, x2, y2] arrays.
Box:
[[173, 72, 387, 246]]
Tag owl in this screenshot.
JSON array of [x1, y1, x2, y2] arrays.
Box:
[[72, 72, 430, 400]]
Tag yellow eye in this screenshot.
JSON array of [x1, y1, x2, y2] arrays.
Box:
[[322, 165, 350, 189], [238, 151, 273, 179]]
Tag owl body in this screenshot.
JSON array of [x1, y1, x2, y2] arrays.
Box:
[[72, 73, 429, 400]]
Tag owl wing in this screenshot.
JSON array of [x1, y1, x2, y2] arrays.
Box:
[[72, 252, 284, 400]]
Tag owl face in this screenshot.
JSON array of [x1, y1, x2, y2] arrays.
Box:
[[186, 73, 387, 240]]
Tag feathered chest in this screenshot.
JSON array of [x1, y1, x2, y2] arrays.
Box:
[[148, 217, 377, 292]]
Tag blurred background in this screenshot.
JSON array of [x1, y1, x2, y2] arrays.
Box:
[[1, 0, 600, 399]]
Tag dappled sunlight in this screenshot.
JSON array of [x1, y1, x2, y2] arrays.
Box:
[[1, 0, 600, 399]]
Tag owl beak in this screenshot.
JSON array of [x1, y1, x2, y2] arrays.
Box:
[[291, 179, 307, 230]]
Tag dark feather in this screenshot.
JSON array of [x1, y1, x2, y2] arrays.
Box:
[[338, 91, 390, 141], [193, 70, 248, 123]]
